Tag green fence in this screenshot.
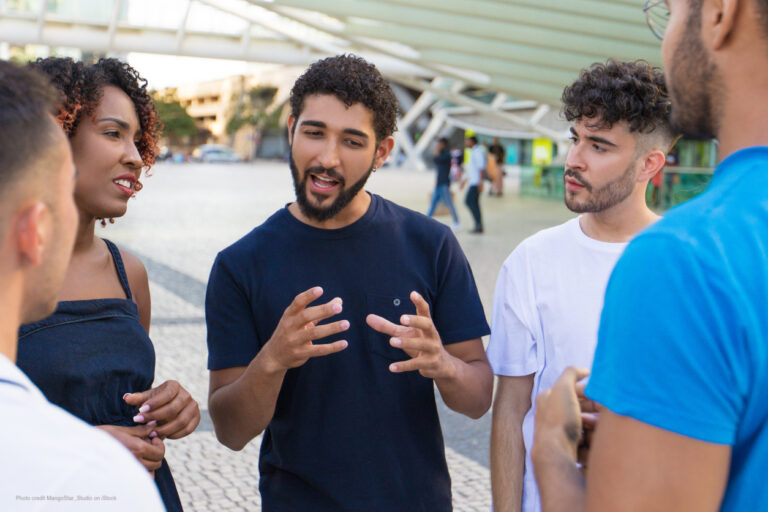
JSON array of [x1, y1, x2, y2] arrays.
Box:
[[519, 165, 714, 210]]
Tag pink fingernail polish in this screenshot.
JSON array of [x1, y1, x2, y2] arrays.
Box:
[[390, 364, 398, 372], [402, 316, 410, 324], [139, 404, 151, 413], [341, 320, 350, 329], [147, 420, 157, 427], [391, 338, 402, 346], [122, 393, 129, 400], [150, 431, 158, 438], [133, 414, 145, 423]]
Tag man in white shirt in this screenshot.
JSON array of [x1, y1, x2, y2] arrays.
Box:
[[0, 61, 164, 511], [487, 60, 677, 512], [464, 136, 487, 233]]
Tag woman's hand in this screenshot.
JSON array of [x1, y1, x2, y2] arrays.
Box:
[[124, 380, 201, 440], [96, 424, 164, 475]]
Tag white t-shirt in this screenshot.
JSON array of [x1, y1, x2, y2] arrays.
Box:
[[487, 217, 627, 512], [0, 354, 165, 511]]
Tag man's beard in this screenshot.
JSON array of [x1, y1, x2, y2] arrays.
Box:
[[564, 160, 636, 213], [289, 152, 374, 222], [668, 8, 722, 140]]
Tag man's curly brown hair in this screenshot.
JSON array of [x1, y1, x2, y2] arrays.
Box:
[[290, 54, 399, 142], [562, 59, 673, 137], [28, 57, 160, 168]]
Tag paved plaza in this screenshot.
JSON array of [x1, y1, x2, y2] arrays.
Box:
[[106, 161, 574, 511]]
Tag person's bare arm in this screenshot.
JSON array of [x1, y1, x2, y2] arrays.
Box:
[[208, 287, 349, 450], [119, 248, 151, 334], [532, 367, 731, 512], [491, 374, 534, 512], [585, 411, 730, 511], [366, 291, 492, 419]]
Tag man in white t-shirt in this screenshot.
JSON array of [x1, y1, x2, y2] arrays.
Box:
[[487, 60, 678, 512], [0, 61, 164, 511]]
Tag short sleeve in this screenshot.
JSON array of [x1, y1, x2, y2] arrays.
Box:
[[205, 251, 261, 370], [586, 234, 747, 445], [486, 247, 538, 377], [431, 232, 490, 344]]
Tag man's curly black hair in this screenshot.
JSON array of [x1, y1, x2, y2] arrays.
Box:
[[562, 59, 673, 139], [28, 57, 160, 168], [289, 54, 399, 142]]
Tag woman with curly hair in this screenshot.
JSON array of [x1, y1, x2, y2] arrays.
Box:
[[16, 57, 198, 512]]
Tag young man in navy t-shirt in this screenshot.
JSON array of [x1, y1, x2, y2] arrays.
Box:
[[205, 55, 492, 511]]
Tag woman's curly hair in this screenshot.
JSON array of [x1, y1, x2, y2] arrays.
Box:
[[290, 54, 399, 142], [562, 59, 672, 135], [28, 57, 160, 168]]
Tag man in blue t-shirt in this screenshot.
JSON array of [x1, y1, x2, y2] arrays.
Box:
[[531, 1, 768, 511], [205, 55, 492, 511]]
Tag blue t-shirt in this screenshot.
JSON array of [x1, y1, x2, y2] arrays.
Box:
[[587, 147, 768, 510], [206, 193, 489, 511]]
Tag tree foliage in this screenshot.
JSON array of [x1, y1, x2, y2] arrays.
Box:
[[226, 85, 281, 136], [152, 89, 197, 138]]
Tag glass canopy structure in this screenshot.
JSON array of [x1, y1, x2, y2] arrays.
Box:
[[0, 0, 663, 165]]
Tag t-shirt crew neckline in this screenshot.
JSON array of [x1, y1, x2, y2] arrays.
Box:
[[282, 192, 380, 240], [571, 216, 628, 253]]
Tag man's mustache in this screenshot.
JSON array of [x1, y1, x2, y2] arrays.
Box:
[[564, 169, 591, 191]]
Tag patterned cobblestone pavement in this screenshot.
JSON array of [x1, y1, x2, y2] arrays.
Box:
[[106, 161, 573, 511]]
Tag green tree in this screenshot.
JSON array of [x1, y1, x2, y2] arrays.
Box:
[[152, 89, 197, 140], [226, 85, 281, 138]]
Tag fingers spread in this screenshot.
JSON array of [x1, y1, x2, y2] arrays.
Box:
[[409, 291, 432, 319], [366, 314, 409, 337], [306, 339, 348, 358], [399, 314, 437, 335], [303, 319, 349, 343], [390, 336, 431, 354], [285, 286, 324, 316], [297, 298, 343, 328]]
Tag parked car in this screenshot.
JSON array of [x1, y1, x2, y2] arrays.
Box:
[[191, 144, 242, 163]]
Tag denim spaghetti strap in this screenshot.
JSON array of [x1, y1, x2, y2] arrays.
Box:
[[102, 239, 132, 301]]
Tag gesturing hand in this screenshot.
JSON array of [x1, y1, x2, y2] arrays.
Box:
[[261, 286, 349, 373], [124, 380, 201, 440], [366, 291, 457, 380], [96, 424, 165, 475], [533, 367, 593, 465]]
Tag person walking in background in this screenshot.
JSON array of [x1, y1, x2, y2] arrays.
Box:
[[487, 59, 676, 512], [533, 1, 768, 510], [16, 57, 199, 512], [426, 137, 460, 229], [0, 60, 164, 511], [489, 137, 506, 196], [464, 135, 486, 233]]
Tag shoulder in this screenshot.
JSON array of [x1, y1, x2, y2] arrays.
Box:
[[379, 196, 450, 232], [502, 218, 578, 268], [220, 209, 288, 259], [2, 397, 163, 508], [118, 246, 148, 288]]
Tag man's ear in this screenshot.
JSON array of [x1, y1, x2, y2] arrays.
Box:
[[374, 136, 395, 169], [638, 150, 667, 183], [707, 0, 741, 50], [287, 114, 296, 146], [15, 202, 48, 267]]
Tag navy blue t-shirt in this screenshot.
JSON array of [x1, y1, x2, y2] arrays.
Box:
[[206, 193, 489, 511]]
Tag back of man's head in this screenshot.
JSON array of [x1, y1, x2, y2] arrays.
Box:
[[0, 61, 62, 219], [0, 61, 77, 328], [289, 54, 399, 143], [562, 59, 677, 153]]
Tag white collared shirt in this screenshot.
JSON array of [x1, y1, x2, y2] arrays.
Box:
[[0, 354, 165, 511]]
